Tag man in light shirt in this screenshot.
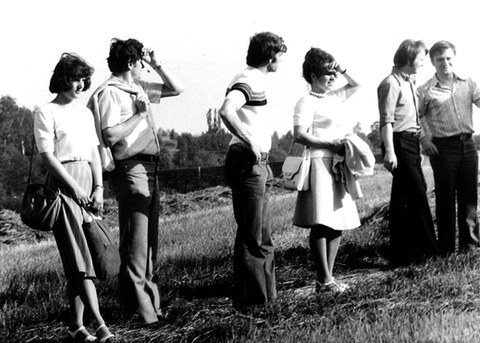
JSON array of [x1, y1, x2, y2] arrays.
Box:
[[378, 39, 439, 267], [418, 40, 480, 254], [89, 38, 183, 326], [219, 32, 287, 310]]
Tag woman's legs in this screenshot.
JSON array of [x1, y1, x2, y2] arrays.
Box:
[[309, 225, 342, 284], [67, 280, 85, 330], [68, 274, 113, 340]]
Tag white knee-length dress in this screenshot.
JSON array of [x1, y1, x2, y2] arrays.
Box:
[[292, 89, 360, 231]]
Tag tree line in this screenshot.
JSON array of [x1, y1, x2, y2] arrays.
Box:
[[0, 97, 381, 210]]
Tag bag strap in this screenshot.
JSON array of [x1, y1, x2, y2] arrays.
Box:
[[27, 137, 35, 185]]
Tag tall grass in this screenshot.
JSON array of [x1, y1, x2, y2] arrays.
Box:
[[4, 165, 480, 342]]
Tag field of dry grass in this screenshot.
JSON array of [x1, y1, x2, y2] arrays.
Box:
[[4, 166, 480, 342]]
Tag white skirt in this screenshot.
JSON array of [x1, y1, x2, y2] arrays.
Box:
[[293, 156, 360, 230]]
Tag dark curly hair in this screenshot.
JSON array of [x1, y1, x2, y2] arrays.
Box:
[[246, 32, 287, 68], [49, 53, 94, 94], [107, 38, 144, 73], [302, 48, 335, 84]]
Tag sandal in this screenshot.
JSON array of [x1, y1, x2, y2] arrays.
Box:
[[96, 323, 115, 343], [293, 285, 317, 299], [67, 326, 96, 342], [315, 280, 348, 294], [332, 277, 350, 290]]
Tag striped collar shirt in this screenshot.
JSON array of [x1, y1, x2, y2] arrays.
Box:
[[418, 73, 480, 139]]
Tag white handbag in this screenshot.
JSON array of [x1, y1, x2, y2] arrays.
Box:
[[282, 148, 311, 191]]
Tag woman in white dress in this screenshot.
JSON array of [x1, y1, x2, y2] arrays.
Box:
[[34, 53, 114, 342], [293, 48, 361, 293]]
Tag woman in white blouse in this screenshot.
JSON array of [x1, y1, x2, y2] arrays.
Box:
[[293, 48, 361, 294], [34, 53, 114, 342]]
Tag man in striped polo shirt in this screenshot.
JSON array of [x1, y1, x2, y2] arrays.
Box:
[[219, 32, 287, 311]]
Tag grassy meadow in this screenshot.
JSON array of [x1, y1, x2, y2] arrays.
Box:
[[3, 165, 480, 342]]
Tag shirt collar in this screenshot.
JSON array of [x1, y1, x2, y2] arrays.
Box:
[[429, 72, 467, 87], [391, 67, 416, 83]]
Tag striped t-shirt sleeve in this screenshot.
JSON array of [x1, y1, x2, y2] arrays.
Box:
[[228, 82, 267, 106]]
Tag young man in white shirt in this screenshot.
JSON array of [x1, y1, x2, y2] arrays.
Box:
[[219, 32, 287, 310], [89, 38, 183, 326]]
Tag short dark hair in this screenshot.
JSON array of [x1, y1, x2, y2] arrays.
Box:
[[107, 38, 144, 73], [246, 32, 287, 68], [393, 39, 429, 68], [49, 53, 94, 94], [429, 40, 456, 59], [302, 47, 335, 84]]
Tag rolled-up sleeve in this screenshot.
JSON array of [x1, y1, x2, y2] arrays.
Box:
[[34, 108, 54, 154], [378, 80, 399, 128], [140, 80, 164, 104], [470, 78, 480, 108]]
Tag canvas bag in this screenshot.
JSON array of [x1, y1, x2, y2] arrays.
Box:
[[83, 214, 120, 280], [282, 148, 311, 191]]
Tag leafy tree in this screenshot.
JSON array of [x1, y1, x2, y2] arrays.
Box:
[[277, 130, 303, 157], [367, 120, 382, 154], [0, 96, 41, 209], [169, 129, 178, 140], [353, 121, 374, 150], [172, 129, 231, 168], [270, 131, 287, 162], [171, 109, 232, 168]]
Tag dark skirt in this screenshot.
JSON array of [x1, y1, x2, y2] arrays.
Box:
[[46, 161, 96, 279]]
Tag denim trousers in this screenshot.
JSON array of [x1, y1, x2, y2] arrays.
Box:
[[110, 158, 161, 325], [430, 137, 479, 253], [388, 134, 439, 266], [225, 144, 276, 308]]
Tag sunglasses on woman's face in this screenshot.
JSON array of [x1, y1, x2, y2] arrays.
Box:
[[323, 70, 339, 77]]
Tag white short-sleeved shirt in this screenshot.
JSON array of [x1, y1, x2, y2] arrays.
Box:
[[225, 67, 272, 152], [293, 89, 348, 157], [98, 76, 163, 160], [34, 102, 99, 162]]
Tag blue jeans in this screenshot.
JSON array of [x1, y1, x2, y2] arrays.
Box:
[[388, 134, 439, 266], [430, 136, 479, 253], [110, 158, 161, 325], [225, 144, 276, 308]]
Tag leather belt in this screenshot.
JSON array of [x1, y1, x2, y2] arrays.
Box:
[[231, 143, 269, 162], [128, 154, 159, 163], [433, 133, 472, 141], [393, 131, 420, 139]]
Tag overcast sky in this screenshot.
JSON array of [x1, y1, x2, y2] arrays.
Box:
[[2, 0, 480, 135]]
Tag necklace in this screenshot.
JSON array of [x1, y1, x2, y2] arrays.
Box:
[[309, 90, 327, 98]]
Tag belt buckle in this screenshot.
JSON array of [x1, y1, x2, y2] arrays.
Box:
[[260, 152, 269, 161], [460, 133, 470, 141]]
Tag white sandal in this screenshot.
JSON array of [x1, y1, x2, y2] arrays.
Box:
[[316, 280, 347, 294], [67, 325, 96, 342], [96, 323, 115, 343], [332, 277, 350, 290]]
